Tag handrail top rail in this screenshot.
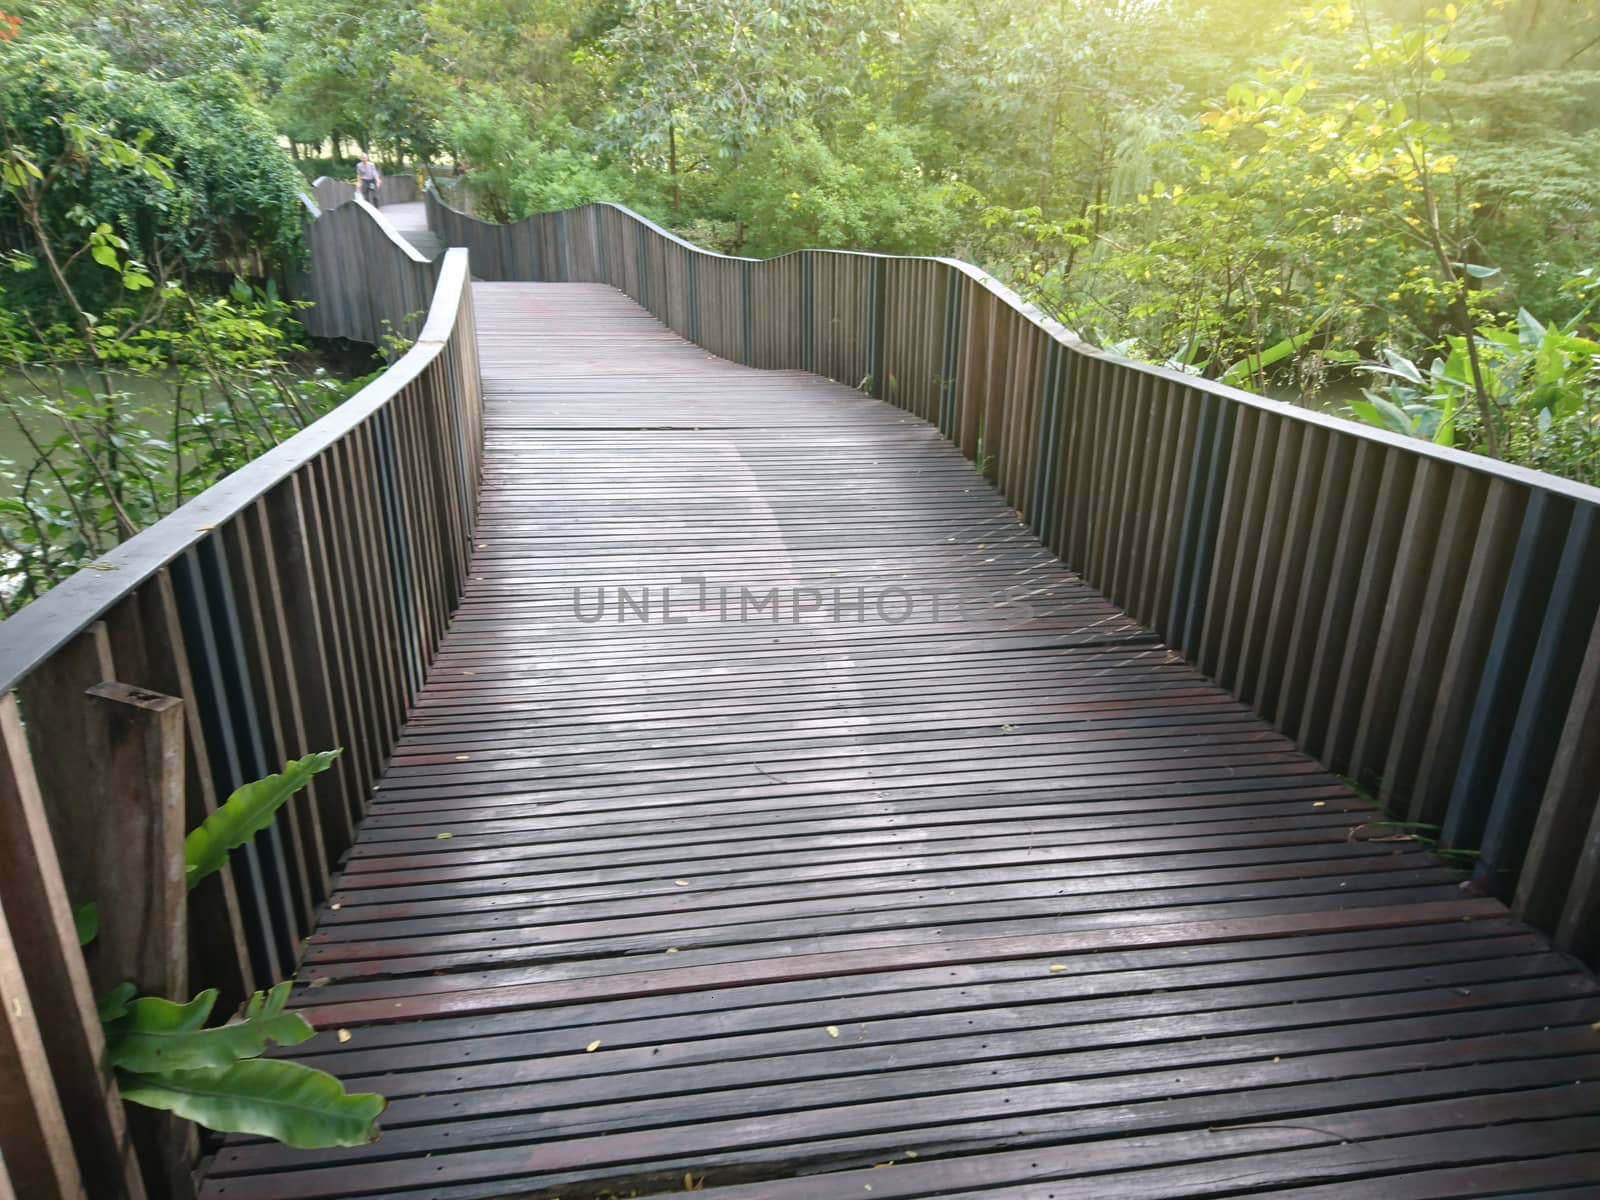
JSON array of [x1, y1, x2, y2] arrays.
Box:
[[0, 246, 472, 695], [429, 182, 1600, 509], [310, 184, 434, 269]]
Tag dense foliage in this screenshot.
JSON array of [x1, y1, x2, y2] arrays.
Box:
[[0, 22, 308, 297], [0, 7, 365, 607], [234, 0, 1599, 479], [4, 0, 1600, 490]]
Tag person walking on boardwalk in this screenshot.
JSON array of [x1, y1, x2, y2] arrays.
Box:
[[357, 153, 382, 207]]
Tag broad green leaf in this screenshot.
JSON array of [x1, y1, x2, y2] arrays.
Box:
[[1222, 312, 1331, 387], [90, 244, 120, 270], [117, 1057, 385, 1149], [106, 982, 313, 1074], [1434, 391, 1458, 448], [111, 990, 216, 1037], [74, 901, 98, 946], [184, 751, 342, 890], [99, 982, 137, 1025], [1462, 263, 1499, 279], [1535, 335, 1566, 388], [1517, 308, 1547, 347], [1551, 334, 1600, 358], [1370, 395, 1417, 436], [1348, 399, 1385, 429], [1349, 397, 1414, 437], [1380, 348, 1425, 384]]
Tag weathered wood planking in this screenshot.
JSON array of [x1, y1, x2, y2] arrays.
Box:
[[198, 284, 1600, 1200], [425, 188, 1600, 950]]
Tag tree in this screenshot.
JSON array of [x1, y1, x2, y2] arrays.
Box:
[[596, 0, 901, 214], [1, 31, 306, 298], [261, 0, 439, 160]]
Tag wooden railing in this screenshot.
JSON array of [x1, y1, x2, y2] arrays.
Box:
[[426, 184, 1600, 963], [309, 173, 421, 211], [300, 188, 438, 345], [0, 202, 482, 1197]]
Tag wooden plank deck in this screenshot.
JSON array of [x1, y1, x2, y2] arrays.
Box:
[[380, 199, 442, 259], [199, 284, 1600, 1199]]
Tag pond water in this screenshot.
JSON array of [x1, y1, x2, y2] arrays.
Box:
[[0, 354, 373, 502], [0, 370, 187, 499]]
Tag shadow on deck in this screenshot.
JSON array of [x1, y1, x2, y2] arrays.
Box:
[[199, 284, 1600, 1200]]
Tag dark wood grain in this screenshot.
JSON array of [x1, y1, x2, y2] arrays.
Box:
[[197, 283, 1600, 1200]]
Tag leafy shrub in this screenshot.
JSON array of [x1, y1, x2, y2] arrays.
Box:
[[1350, 300, 1600, 484], [0, 31, 307, 306], [437, 91, 641, 223], [722, 119, 958, 258]]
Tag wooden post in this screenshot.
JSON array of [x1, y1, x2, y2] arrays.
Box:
[[67, 681, 192, 1200], [82, 682, 186, 998], [130, 571, 255, 1009], [0, 1143, 24, 1200], [0, 693, 146, 1199]]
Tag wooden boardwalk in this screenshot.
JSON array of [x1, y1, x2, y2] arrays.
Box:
[[381, 199, 442, 259], [200, 284, 1600, 1199]]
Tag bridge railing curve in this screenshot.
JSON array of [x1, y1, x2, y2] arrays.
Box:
[[300, 187, 439, 344], [0, 200, 481, 1195], [427, 182, 1600, 966], [310, 172, 422, 212]]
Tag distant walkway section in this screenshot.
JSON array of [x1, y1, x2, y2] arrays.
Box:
[[378, 199, 440, 259]]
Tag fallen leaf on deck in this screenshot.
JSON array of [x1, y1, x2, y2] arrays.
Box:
[[436, 832, 454, 839], [826, 1025, 840, 1038], [674, 879, 689, 886], [586, 1040, 602, 1053], [337, 1029, 352, 1043], [1048, 964, 1067, 973]]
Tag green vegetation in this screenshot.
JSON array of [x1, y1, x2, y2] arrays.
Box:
[[0, 6, 369, 608], [245, 0, 1598, 480], [4, 0, 1599, 512], [82, 749, 385, 1150]]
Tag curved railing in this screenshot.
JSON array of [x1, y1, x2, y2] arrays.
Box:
[[300, 189, 439, 344], [309, 173, 421, 212], [0, 200, 481, 1196], [427, 184, 1600, 963]]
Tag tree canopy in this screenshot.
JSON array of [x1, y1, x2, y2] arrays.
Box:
[[3, 0, 1599, 479]]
